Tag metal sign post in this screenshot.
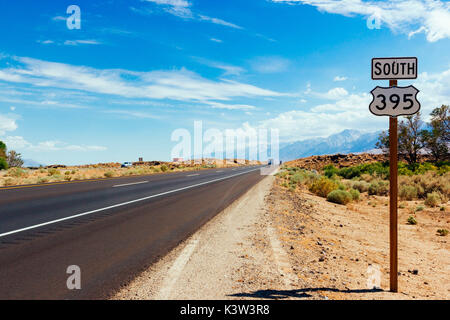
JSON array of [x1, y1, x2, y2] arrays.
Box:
[[389, 79, 398, 293], [369, 57, 420, 293]]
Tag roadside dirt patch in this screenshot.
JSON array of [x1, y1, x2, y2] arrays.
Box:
[[266, 180, 449, 299]]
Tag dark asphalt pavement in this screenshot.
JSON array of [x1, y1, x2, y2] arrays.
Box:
[[0, 166, 266, 299]]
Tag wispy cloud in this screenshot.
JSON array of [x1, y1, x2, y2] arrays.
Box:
[[141, 0, 243, 29], [272, 0, 450, 42], [260, 66, 450, 141], [63, 40, 102, 46], [208, 102, 257, 110], [250, 56, 290, 74], [192, 57, 245, 76], [333, 76, 348, 82], [209, 38, 223, 43], [0, 56, 281, 105]]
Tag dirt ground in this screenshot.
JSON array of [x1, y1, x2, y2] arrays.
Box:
[[114, 175, 449, 300], [266, 179, 449, 299]]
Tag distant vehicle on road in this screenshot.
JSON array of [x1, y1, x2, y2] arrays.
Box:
[[121, 162, 133, 168]]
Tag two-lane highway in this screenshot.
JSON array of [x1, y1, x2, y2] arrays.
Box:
[[0, 165, 266, 299]]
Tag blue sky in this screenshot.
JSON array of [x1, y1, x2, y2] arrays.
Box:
[[0, 0, 449, 165]]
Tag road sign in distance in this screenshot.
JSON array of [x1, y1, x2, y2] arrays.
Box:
[[369, 85, 420, 117], [372, 57, 417, 80]]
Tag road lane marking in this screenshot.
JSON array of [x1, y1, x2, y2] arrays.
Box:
[[0, 167, 262, 238], [186, 174, 200, 177], [113, 181, 148, 188], [156, 239, 199, 300], [215, 170, 223, 173]]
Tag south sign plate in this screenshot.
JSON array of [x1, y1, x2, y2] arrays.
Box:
[[369, 85, 420, 117], [372, 57, 417, 80]]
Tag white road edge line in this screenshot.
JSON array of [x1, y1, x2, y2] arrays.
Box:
[[156, 239, 199, 300], [186, 174, 200, 177], [0, 167, 262, 238], [113, 181, 148, 188]]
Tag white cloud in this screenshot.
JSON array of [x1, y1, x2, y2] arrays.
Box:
[[64, 40, 101, 46], [143, 0, 242, 29], [0, 56, 281, 104], [2, 136, 107, 152], [210, 38, 223, 43], [333, 76, 348, 81], [198, 15, 243, 29], [37, 40, 55, 45], [259, 66, 450, 142], [320, 87, 349, 100], [0, 114, 17, 135], [272, 0, 450, 42], [251, 56, 290, 74], [208, 102, 257, 110], [193, 57, 245, 76]]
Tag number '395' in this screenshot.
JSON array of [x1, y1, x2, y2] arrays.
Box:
[[375, 93, 414, 110]]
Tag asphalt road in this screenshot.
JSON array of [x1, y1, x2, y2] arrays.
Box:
[[0, 165, 267, 299]]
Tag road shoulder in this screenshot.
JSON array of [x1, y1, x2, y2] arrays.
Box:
[[113, 175, 289, 300]]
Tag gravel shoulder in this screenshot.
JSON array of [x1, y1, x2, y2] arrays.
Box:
[[113, 175, 287, 300]]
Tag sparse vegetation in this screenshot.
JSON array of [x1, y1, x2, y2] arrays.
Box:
[[407, 216, 417, 225], [309, 177, 338, 197], [349, 188, 360, 201], [437, 229, 449, 236], [327, 190, 352, 205], [425, 192, 441, 207]]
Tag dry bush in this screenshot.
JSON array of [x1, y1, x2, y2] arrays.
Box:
[[368, 180, 389, 196], [309, 177, 339, 198], [399, 185, 418, 200], [327, 189, 352, 205], [425, 192, 442, 207]]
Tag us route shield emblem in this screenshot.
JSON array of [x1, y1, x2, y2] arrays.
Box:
[[369, 85, 420, 117]]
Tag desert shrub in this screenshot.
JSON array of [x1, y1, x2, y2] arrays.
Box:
[[309, 177, 339, 197], [64, 171, 71, 175], [290, 172, 305, 185], [440, 206, 446, 211], [3, 177, 15, 186], [71, 170, 76, 174], [437, 229, 449, 236], [8, 168, 27, 177], [152, 167, 161, 173], [415, 205, 424, 212], [160, 164, 168, 172], [38, 177, 49, 184], [399, 185, 418, 200], [352, 180, 370, 193], [337, 166, 362, 179], [281, 181, 288, 188], [64, 175, 72, 181], [0, 158, 8, 170], [104, 171, 114, 178], [323, 165, 339, 178], [277, 171, 289, 178], [349, 188, 360, 201], [47, 168, 60, 176], [425, 192, 441, 207], [327, 190, 352, 205], [368, 180, 389, 196], [407, 216, 417, 225]]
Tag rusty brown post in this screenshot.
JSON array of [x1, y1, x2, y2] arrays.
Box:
[[389, 79, 398, 292]]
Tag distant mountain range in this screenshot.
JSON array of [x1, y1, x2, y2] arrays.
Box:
[[279, 129, 380, 161], [23, 159, 45, 168]]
